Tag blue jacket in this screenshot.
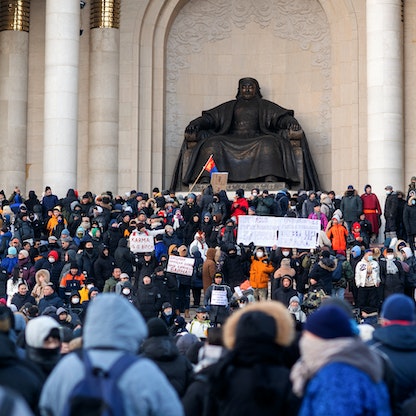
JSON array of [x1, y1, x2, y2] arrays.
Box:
[[39, 294, 184, 416], [299, 362, 390, 416]]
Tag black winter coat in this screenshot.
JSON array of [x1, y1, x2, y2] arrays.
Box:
[[114, 238, 134, 276], [93, 250, 115, 291], [102, 226, 123, 256], [308, 257, 336, 295], [140, 335, 193, 397], [272, 286, 297, 307], [0, 333, 43, 414], [136, 283, 162, 321], [222, 253, 248, 289], [182, 342, 300, 416], [38, 292, 64, 313], [385, 192, 399, 232], [403, 198, 416, 235]]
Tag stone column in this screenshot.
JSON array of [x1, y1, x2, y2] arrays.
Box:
[[0, 0, 30, 192], [88, 0, 120, 193], [367, 0, 404, 194], [43, 0, 80, 197]]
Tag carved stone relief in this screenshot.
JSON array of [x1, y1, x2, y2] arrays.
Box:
[[165, 0, 331, 180]]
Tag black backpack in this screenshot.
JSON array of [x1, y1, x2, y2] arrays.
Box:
[[63, 350, 138, 416]]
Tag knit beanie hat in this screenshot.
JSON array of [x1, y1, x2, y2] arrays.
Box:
[[25, 316, 60, 348], [381, 294, 416, 323], [147, 317, 169, 337], [304, 305, 355, 339], [7, 247, 17, 256], [351, 245, 361, 259]]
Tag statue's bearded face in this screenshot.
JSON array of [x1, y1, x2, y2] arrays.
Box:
[[240, 82, 257, 100]]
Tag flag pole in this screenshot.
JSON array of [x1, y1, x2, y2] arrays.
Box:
[[189, 154, 213, 193]]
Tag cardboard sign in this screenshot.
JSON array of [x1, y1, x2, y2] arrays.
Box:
[[211, 172, 228, 193], [166, 256, 195, 276], [129, 230, 155, 253]]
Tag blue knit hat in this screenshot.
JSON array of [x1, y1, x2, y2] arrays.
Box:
[[351, 245, 361, 259], [381, 294, 416, 323], [305, 305, 355, 339]]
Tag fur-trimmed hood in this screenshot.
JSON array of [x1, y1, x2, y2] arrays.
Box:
[[222, 301, 295, 349], [408, 195, 416, 206], [35, 269, 51, 285], [318, 257, 337, 272], [343, 189, 358, 197]]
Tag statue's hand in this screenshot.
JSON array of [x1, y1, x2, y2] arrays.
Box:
[[287, 122, 301, 131], [185, 123, 200, 141]]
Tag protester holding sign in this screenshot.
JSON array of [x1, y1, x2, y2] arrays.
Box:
[[204, 273, 233, 325]]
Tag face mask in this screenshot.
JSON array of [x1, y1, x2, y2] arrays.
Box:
[[256, 251, 263, 258], [367, 256, 373, 262], [164, 309, 172, 316], [252, 192, 258, 197], [86, 248, 93, 253], [72, 297, 80, 304], [386, 254, 394, 260], [48, 257, 55, 263], [282, 251, 290, 257], [86, 284, 94, 290], [412, 200, 416, 205], [122, 288, 131, 295], [386, 191, 391, 195]]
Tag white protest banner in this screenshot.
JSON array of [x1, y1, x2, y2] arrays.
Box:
[[167, 256, 195, 276], [129, 230, 155, 253], [276, 217, 320, 249], [237, 215, 282, 247]]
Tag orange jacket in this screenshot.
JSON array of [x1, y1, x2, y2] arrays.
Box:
[[249, 256, 274, 289], [60, 273, 86, 288], [326, 224, 348, 251]]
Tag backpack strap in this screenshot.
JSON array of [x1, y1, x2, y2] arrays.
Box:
[[77, 349, 139, 379]]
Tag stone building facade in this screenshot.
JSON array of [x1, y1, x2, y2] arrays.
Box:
[[0, 0, 414, 198]]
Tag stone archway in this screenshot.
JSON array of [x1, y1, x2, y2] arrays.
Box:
[[128, 0, 361, 192]]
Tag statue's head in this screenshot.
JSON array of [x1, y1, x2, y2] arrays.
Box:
[[236, 77, 262, 99]]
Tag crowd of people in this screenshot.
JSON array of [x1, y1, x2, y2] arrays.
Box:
[[1, 180, 416, 415]]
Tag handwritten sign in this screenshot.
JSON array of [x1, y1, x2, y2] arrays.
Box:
[[211, 172, 228, 193], [129, 230, 155, 253], [276, 217, 320, 249], [166, 256, 195, 276], [210, 287, 229, 306], [237, 215, 320, 249], [237, 215, 282, 246]]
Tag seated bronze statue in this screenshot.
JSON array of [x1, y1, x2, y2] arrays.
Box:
[[171, 77, 320, 190]]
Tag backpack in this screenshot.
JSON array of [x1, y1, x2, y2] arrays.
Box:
[[63, 350, 138, 416], [332, 259, 343, 282]]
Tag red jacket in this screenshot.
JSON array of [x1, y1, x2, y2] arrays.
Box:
[[231, 197, 249, 220]]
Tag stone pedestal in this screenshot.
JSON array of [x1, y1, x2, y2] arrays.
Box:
[[191, 182, 287, 193]]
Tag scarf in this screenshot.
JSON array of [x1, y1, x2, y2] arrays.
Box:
[[290, 335, 383, 397], [386, 259, 399, 275]]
